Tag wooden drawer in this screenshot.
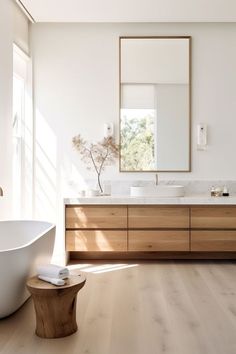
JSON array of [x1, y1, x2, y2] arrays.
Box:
[[191, 230, 236, 252], [128, 230, 189, 251], [191, 207, 236, 229], [128, 206, 189, 229], [66, 206, 127, 229], [66, 230, 127, 251]]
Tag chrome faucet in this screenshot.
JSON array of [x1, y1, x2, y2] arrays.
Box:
[[0, 187, 3, 196], [155, 174, 158, 186]]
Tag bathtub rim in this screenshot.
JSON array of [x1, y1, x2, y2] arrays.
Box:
[[0, 220, 56, 253]]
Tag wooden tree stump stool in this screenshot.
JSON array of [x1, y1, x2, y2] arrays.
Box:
[[26, 274, 86, 339]]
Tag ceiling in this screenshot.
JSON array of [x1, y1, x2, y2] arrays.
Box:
[[19, 0, 236, 23]]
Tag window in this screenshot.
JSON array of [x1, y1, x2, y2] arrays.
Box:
[[13, 44, 33, 217]]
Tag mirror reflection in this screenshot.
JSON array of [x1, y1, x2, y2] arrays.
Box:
[[120, 37, 191, 172]]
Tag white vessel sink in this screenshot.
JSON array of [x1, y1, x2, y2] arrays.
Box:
[[130, 185, 185, 197]]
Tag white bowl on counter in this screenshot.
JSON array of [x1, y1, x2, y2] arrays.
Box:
[[130, 185, 185, 197], [85, 189, 100, 197]]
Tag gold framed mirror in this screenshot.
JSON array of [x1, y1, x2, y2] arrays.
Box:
[[119, 36, 191, 172]]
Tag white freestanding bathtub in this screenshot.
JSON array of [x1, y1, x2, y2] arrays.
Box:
[[0, 220, 55, 318]]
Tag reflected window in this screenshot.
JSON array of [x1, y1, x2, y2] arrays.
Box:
[[121, 108, 156, 170], [120, 84, 157, 171]]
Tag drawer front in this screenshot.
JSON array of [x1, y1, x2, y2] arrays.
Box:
[[128, 207, 189, 229], [128, 230, 189, 251], [66, 206, 127, 229], [66, 230, 127, 251], [191, 207, 236, 229], [191, 231, 236, 252]]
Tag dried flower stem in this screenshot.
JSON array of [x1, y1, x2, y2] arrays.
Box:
[[72, 134, 119, 194]]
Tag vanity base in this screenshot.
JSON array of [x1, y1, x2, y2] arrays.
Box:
[[69, 251, 236, 261], [66, 205, 236, 262]]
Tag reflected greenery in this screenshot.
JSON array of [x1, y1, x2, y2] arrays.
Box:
[[121, 111, 155, 171]]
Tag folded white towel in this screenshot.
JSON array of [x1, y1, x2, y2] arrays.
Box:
[[37, 264, 69, 279], [38, 275, 65, 286]]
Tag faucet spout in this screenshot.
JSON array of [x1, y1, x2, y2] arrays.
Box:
[[155, 174, 158, 186], [0, 187, 3, 196]]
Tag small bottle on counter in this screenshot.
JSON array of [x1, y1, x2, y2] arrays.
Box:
[[215, 187, 222, 197], [222, 186, 229, 197], [211, 186, 216, 197], [211, 186, 223, 197]]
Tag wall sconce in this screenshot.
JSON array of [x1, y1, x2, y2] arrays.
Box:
[[197, 124, 207, 150], [0, 187, 3, 197], [104, 123, 114, 138]]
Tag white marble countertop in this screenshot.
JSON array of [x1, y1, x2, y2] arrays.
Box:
[[64, 194, 236, 205]]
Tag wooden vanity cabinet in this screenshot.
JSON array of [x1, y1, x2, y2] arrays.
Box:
[[66, 230, 127, 252], [128, 230, 189, 251], [191, 230, 236, 252], [128, 206, 189, 229], [191, 206, 236, 229], [191, 206, 236, 252], [65, 204, 236, 259], [65, 206, 127, 252], [128, 206, 190, 252], [66, 205, 127, 229], [65, 205, 190, 254]]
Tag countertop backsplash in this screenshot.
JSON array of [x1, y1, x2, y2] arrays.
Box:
[[73, 179, 236, 197]]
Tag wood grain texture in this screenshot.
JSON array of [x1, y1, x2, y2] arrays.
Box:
[[128, 206, 189, 229], [191, 230, 236, 252], [66, 230, 127, 251], [191, 206, 236, 229], [2, 262, 236, 354], [65, 205, 236, 259], [128, 230, 189, 251], [66, 206, 127, 229], [26, 275, 86, 338]]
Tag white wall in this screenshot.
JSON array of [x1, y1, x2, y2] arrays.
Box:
[[31, 22, 236, 182], [30, 22, 236, 261], [30, 22, 236, 258]]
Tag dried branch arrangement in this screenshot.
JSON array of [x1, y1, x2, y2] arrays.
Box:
[[72, 134, 119, 194]]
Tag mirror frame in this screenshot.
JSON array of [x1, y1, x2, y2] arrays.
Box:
[[119, 36, 192, 172]]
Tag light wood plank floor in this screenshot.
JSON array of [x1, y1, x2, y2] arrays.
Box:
[[1, 261, 236, 354]]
